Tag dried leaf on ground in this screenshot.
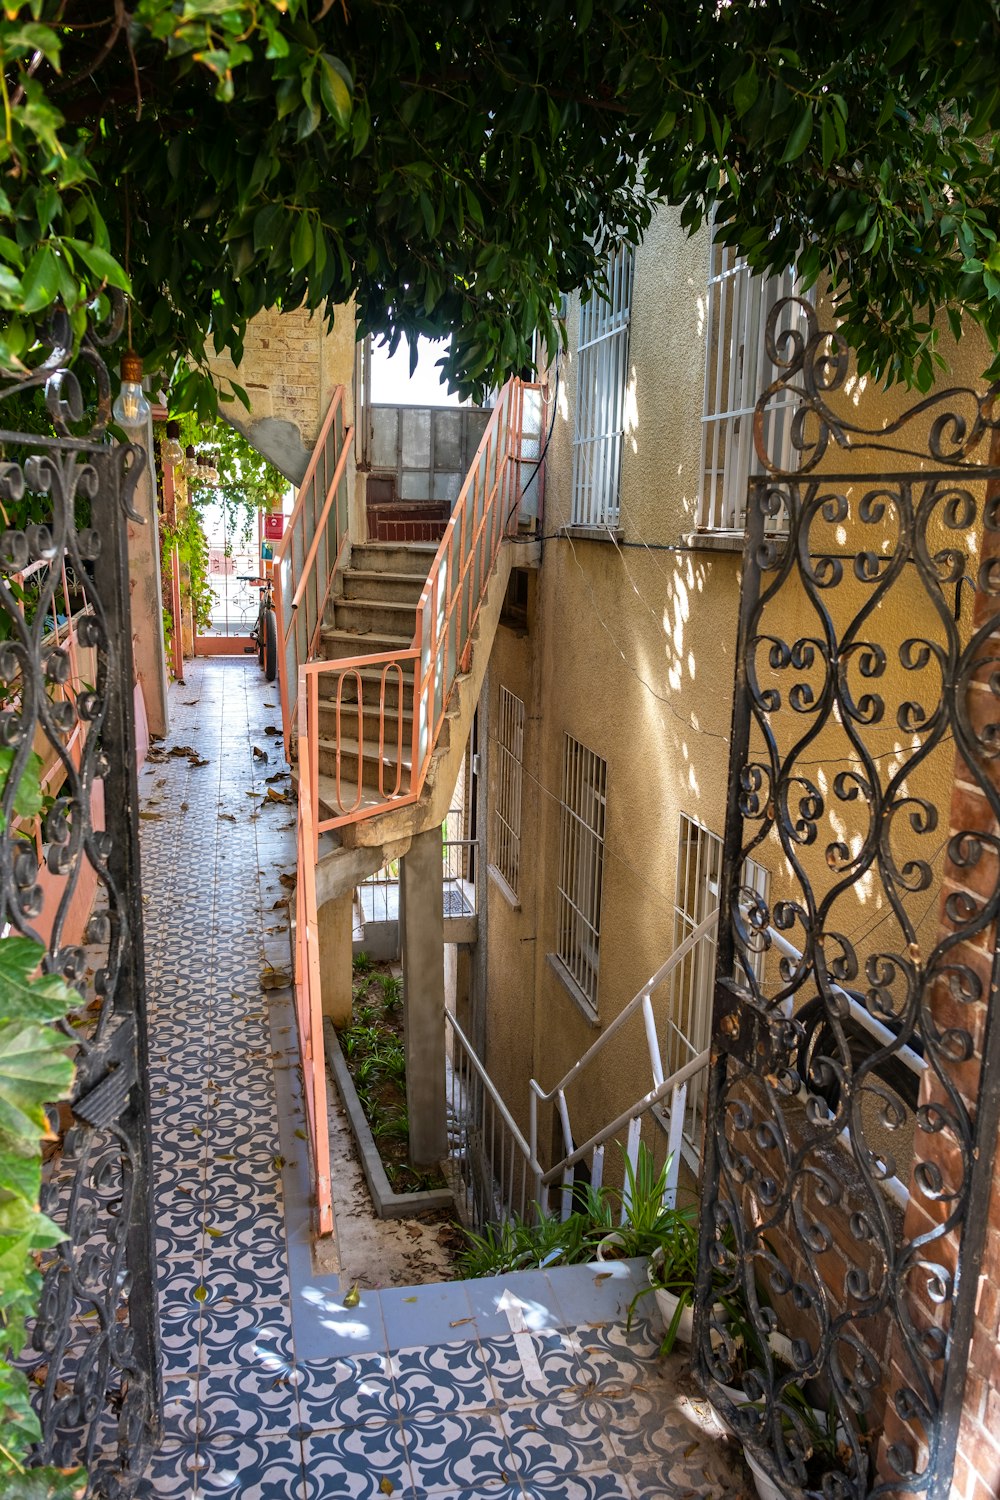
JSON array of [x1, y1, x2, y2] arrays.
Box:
[[252, 745, 268, 761], [218, 813, 236, 823], [261, 968, 292, 990], [267, 787, 291, 803], [139, 811, 162, 821], [279, 874, 296, 889]]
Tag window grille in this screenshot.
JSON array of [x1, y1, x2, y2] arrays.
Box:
[[698, 236, 805, 531], [491, 686, 525, 898], [665, 815, 768, 1101], [571, 248, 634, 528], [555, 736, 608, 1011]]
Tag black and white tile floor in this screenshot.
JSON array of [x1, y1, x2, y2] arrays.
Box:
[[137, 659, 746, 1499]]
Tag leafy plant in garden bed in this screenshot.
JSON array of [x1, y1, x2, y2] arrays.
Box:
[[337, 957, 446, 1195], [0, 730, 86, 1494]]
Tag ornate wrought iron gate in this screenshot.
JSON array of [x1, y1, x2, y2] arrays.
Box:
[[695, 299, 1000, 1499], [1, 303, 161, 1493]]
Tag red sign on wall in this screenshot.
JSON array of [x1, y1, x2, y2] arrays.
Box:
[[263, 512, 285, 540]]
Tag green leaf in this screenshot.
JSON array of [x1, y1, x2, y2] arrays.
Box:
[[291, 213, 313, 274], [0, 938, 77, 1023], [319, 54, 352, 130], [19, 246, 59, 315], [0, 748, 44, 820], [0, 1020, 74, 1142], [781, 105, 814, 164], [733, 65, 758, 118]]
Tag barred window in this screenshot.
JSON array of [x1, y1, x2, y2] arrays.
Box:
[[490, 686, 525, 898], [555, 736, 608, 1012], [666, 814, 769, 1100], [571, 248, 634, 528], [698, 235, 805, 532]]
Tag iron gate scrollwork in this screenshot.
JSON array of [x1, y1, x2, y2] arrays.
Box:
[[0, 299, 161, 1494], [695, 298, 1000, 1499]]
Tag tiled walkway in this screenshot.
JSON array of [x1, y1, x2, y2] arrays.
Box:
[[137, 659, 746, 1499]]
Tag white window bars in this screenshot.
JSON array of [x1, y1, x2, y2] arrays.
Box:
[[571, 247, 634, 528], [490, 686, 525, 899], [555, 735, 608, 1013], [665, 814, 768, 1127], [698, 234, 807, 532]]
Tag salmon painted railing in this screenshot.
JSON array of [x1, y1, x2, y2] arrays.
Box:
[[293, 674, 333, 1236], [299, 377, 543, 844], [274, 386, 354, 763]]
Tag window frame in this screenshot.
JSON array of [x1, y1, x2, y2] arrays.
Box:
[[697, 233, 805, 534], [570, 247, 635, 530], [489, 686, 525, 902], [553, 734, 608, 1017]]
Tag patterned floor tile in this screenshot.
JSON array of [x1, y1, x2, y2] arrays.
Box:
[[501, 1398, 617, 1484], [479, 1330, 585, 1405], [294, 1353, 400, 1432], [184, 1435, 306, 1499], [301, 1420, 411, 1499], [402, 1411, 516, 1494], [196, 1366, 301, 1439], [392, 1340, 496, 1418]]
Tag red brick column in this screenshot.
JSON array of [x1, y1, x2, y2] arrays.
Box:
[[877, 438, 1000, 1499]]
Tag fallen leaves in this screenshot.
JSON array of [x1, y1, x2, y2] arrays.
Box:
[[261, 968, 292, 990], [252, 745, 269, 761]]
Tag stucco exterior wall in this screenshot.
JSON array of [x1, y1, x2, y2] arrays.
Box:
[[479, 204, 994, 1184]]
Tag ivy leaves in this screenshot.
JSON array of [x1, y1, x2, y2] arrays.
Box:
[[0, 936, 81, 1496]]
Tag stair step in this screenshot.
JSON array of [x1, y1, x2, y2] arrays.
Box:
[[318, 627, 414, 661], [341, 569, 427, 605], [349, 542, 439, 577], [316, 667, 415, 709], [315, 772, 411, 822], [331, 597, 419, 637], [316, 732, 413, 796], [316, 699, 415, 735]]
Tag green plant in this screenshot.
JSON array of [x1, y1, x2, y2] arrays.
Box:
[[0, 937, 85, 1498], [378, 975, 402, 1012], [352, 952, 373, 976]]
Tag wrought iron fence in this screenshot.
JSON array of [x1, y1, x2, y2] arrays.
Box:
[[695, 296, 1000, 1500], [0, 297, 161, 1494]]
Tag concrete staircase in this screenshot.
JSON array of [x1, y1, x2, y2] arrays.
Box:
[[314, 543, 441, 817]]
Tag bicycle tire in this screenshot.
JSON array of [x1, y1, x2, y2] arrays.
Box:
[[256, 609, 265, 667], [263, 606, 277, 683]]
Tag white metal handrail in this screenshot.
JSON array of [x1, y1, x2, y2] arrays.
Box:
[[446, 1009, 539, 1231], [529, 909, 720, 1214]]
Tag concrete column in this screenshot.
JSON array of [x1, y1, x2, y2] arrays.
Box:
[[126, 413, 169, 737], [400, 825, 446, 1165], [317, 892, 354, 1026]]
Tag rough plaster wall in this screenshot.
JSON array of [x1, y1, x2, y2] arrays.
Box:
[[480, 202, 996, 1173], [207, 304, 357, 484]]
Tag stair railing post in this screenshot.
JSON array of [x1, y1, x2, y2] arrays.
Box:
[[664, 1078, 687, 1210]]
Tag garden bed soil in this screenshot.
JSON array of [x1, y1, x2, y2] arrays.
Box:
[[336, 957, 448, 1196]]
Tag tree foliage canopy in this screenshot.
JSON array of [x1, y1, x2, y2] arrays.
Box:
[[2, 0, 1000, 405]]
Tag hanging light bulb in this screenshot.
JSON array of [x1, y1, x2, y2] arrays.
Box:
[[163, 420, 184, 468], [183, 444, 198, 480], [112, 351, 151, 430], [205, 452, 220, 486]]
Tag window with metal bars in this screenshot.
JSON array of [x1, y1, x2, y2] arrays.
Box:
[[665, 814, 769, 1096], [571, 248, 634, 529], [490, 686, 525, 899], [554, 735, 608, 1013], [698, 235, 807, 532]]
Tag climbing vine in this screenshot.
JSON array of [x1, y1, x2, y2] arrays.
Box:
[[0, 753, 85, 1498]]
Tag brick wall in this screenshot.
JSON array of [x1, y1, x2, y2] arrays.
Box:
[[876, 457, 1000, 1500]]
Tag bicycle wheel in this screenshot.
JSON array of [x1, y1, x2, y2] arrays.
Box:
[[256, 608, 266, 667], [263, 606, 277, 682]]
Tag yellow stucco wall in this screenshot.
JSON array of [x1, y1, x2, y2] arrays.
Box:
[[480, 207, 993, 1174]]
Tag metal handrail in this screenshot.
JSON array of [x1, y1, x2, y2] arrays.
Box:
[[446, 1011, 537, 1165], [292, 666, 333, 1236], [273, 385, 354, 762], [529, 910, 720, 1215], [298, 377, 543, 836]]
